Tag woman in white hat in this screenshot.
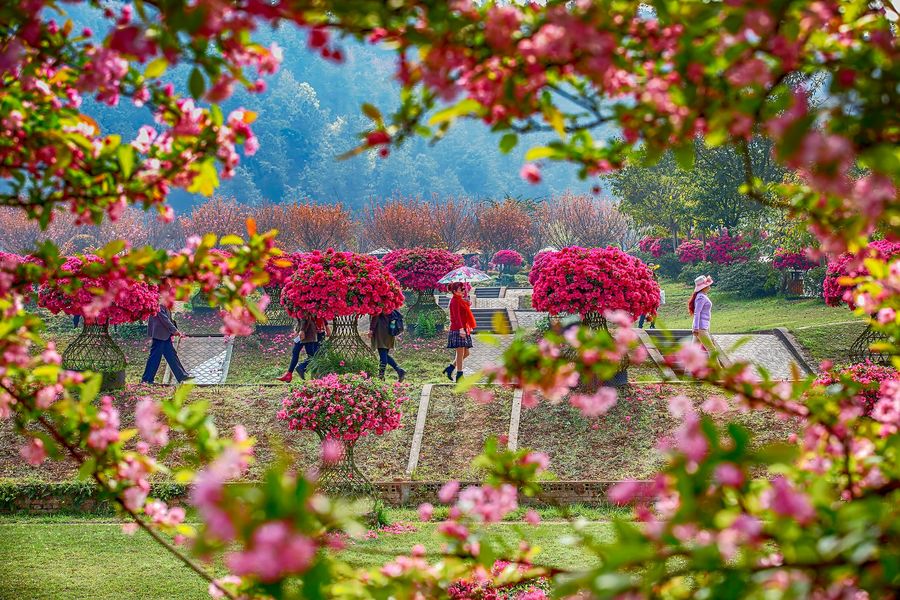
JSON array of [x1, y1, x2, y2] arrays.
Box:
[[689, 275, 715, 354]]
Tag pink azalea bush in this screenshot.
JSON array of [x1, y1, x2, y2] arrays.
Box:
[[705, 232, 751, 265], [814, 362, 899, 416], [277, 372, 407, 441], [528, 248, 557, 286], [824, 239, 900, 309], [531, 246, 661, 318], [676, 239, 706, 264], [492, 249, 524, 268], [264, 252, 304, 287], [280, 249, 404, 319], [38, 255, 160, 324], [382, 247, 463, 292], [772, 248, 817, 271]]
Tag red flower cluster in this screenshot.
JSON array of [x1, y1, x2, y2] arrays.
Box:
[[824, 240, 900, 308], [637, 236, 657, 253], [38, 255, 159, 324], [492, 249, 524, 267], [277, 373, 407, 441], [531, 246, 661, 317], [815, 362, 899, 417], [705, 232, 751, 265], [772, 248, 817, 271], [638, 236, 675, 258], [264, 252, 305, 287], [528, 248, 556, 286], [676, 240, 706, 264], [382, 247, 463, 292], [280, 249, 404, 319]]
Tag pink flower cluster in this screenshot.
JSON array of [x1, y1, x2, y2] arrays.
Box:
[[382, 247, 463, 292], [264, 252, 304, 287], [528, 248, 556, 286], [492, 249, 524, 267], [676, 240, 706, 264], [638, 236, 674, 258], [814, 362, 899, 417], [705, 232, 751, 265], [823, 240, 900, 309], [37, 255, 159, 324], [772, 248, 817, 271], [280, 249, 404, 319], [226, 520, 316, 583], [277, 373, 407, 442], [531, 246, 661, 318]]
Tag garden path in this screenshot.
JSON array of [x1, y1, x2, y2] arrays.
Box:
[[466, 334, 515, 375]]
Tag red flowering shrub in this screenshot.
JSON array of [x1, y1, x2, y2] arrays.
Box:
[[277, 373, 407, 441], [676, 240, 706, 264], [382, 247, 463, 292], [37, 255, 159, 324], [814, 362, 899, 416], [264, 252, 304, 286], [705, 232, 751, 265], [492, 249, 524, 268], [649, 237, 674, 258], [528, 248, 557, 286], [281, 249, 404, 319], [637, 236, 657, 253], [824, 240, 900, 308], [531, 246, 661, 317], [773, 248, 817, 271]]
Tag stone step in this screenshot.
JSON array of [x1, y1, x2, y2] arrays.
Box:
[[474, 287, 502, 298], [470, 308, 512, 333]]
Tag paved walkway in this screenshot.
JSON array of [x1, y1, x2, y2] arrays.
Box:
[[466, 335, 515, 373], [712, 333, 811, 380]]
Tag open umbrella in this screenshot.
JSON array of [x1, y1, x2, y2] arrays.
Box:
[[437, 266, 491, 285]]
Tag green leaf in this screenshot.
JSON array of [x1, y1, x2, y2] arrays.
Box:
[[117, 145, 134, 178], [499, 133, 518, 154], [218, 234, 243, 246], [189, 68, 206, 99], [187, 160, 219, 196], [77, 457, 97, 481], [361, 102, 382, 122], [80, 374, 102, 406], [524, 146, 557, 161], [428, 98, 481, 125], [144, 57, 168, 79]]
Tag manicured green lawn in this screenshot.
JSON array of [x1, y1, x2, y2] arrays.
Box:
[[0, 515, 612, 600], [654, 279, 859, 332]]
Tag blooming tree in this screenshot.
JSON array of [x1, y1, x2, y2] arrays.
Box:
[[383, 247, 462, 331], [361, 198, 440, 250], [277, 373, 408, 493], [539, 192, 633, 250], [259, 201, 354, 252], [492, 249, 524, 270], [180, 197, 252, 242], [428, 196, 476, 253], [281, 250, 404, 358], [531, 246, 661, 326], [475, 200, 534, 257], [38, 255, 159, 325]]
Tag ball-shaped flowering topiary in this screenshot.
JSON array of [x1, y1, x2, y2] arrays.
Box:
[[823, 240, 900, 309], [264, 252, 305, 287], [382, 247, 463, 292], [705, 232, 751, 265], [492, 249, 524, 268], [637, 236, 657, 254], [277, 373, 408, 442], [529, 248, 557, 286], [280, 249, 404, 320], [676, 240, 706, 264], [532, 246, 661, 319], [772, 248, 817, 271], [814, 362, 898, 417], [38, 255, 160, 325]]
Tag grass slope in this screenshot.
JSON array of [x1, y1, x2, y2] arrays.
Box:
[[0, 516, 612, 600]]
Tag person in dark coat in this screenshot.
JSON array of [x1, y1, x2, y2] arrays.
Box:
[[369, 310, 406, 382], [277, 315, 319, 382], [141, 304, 191, 384]]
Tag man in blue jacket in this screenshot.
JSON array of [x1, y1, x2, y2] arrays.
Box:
[[141, 303, 192, 384]]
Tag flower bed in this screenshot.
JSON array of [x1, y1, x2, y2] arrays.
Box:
[[814, 362, 899, 416]]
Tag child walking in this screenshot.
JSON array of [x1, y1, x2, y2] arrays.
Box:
[[443, 282, 477, 382]]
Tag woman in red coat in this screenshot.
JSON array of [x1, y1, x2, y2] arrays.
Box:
[[443, 282, 477, 382]]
